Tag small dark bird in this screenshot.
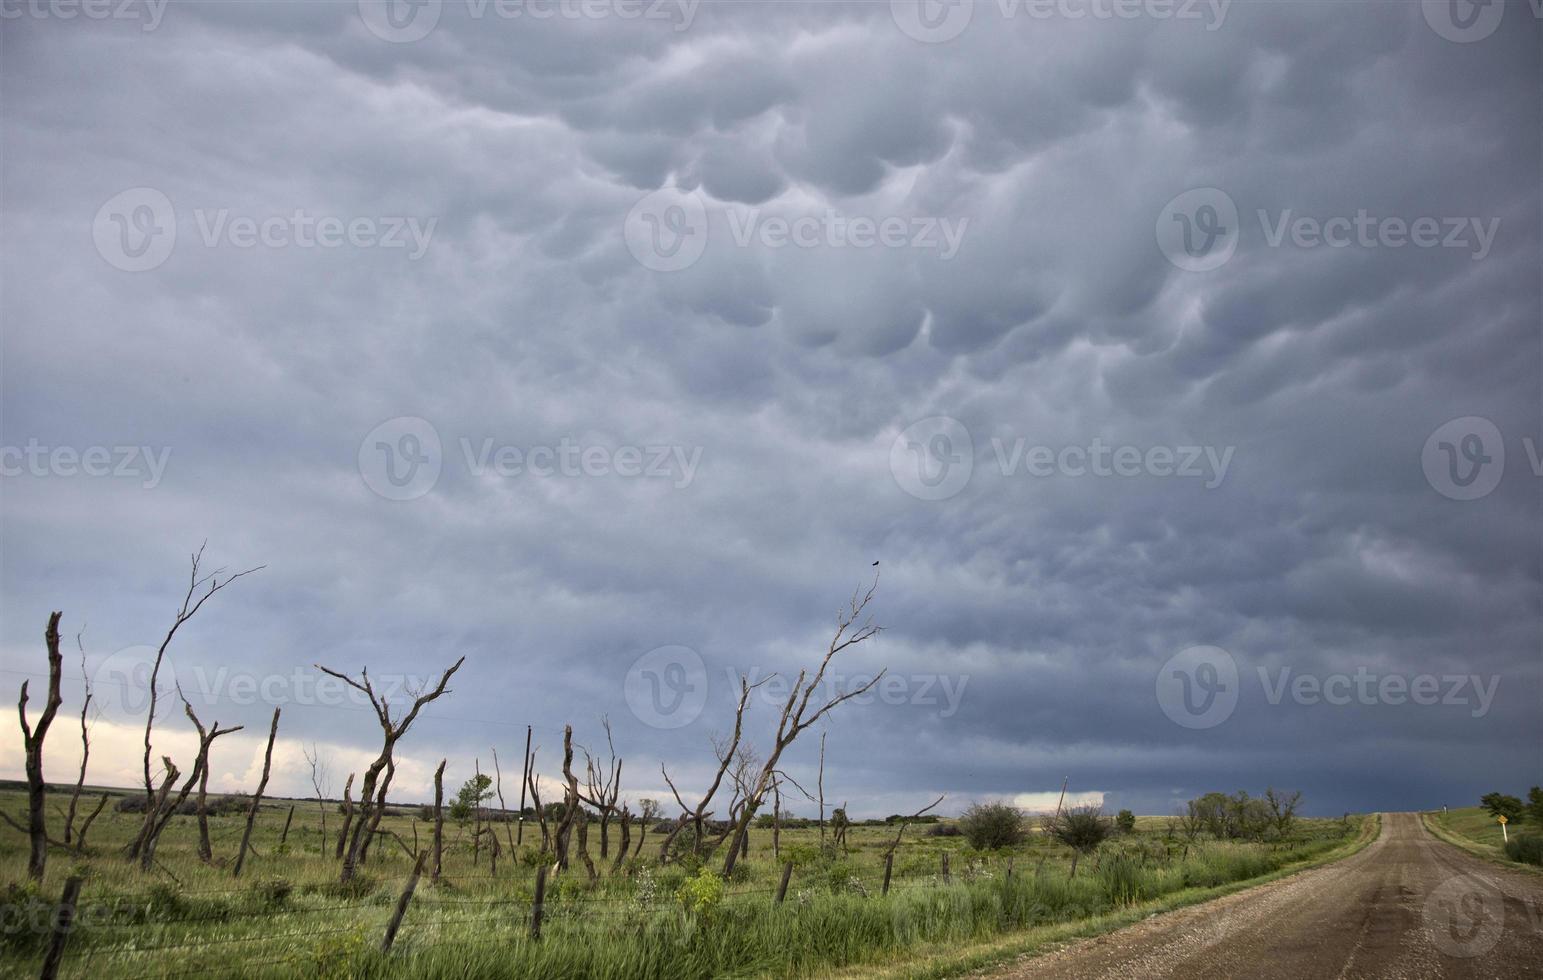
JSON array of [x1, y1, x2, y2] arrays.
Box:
[[872, 560, 880, 566]]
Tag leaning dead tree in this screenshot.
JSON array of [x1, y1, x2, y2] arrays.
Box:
[[659, 674, 768, 862], [884, 794, 946, 855], [315, 655, 464, 883], [233, 707, 280, 877], [431, 759, 446, 883], [719, 571, 884, 876], [16, 612, 65, 880], [181, 690, 243, 863], [130, 546, 262, 865]]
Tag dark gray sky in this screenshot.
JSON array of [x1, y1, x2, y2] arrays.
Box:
[[1, 0, 1539, 818]]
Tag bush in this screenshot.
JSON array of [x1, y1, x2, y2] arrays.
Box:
[[250, 876, 293, 908], [1504, 834, 1543, 866], [925, 823, 962, 837], [674, 867, 724, 919], [1116, 809, 1136, 833], [1043, 806, 1112, 872], [958, 802, 1025, 850]]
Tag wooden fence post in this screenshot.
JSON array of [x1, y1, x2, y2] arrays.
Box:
[[39, 876, 83, 980], [941, 852, 950, 884], [882, 853, 894, 896], [775, 860, 794, 903], [280, 805, 295, 845], [531, 864, 548, 940], [381, 851, 427, 953]]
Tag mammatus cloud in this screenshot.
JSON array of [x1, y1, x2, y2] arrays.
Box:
[[0, 1, 1537, 817]]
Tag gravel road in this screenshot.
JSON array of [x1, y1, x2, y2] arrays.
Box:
[[991, 812, 1543, 979]]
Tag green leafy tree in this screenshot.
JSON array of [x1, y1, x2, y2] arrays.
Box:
[[1115, 809, 1136, 833], [449, 774, 493, 824], [1526, 787, 1543, 826], [1480, 792, 1524, 823]]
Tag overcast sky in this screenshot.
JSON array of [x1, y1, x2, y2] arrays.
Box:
[[1, 0, 1539, 819]]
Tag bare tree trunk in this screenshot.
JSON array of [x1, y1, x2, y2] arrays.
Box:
[[492, 748, 516, 856], [721, 572, 884, 878], [772, 780, 781, 859], [140, 759, 205, 871], [75, 793, 108, 850], [473, 759, 483, 867], [612, 807, 632, 873], [817, 732, 826, 845], [233, 707, 280, 877], [315, 657, 463, 884], [432, 759, 446, 884], [63, 631, 92, 846], [517, 725, 531, 847], [575, 813, 597, 881], [526, 751, 550, 854], [336, 772, 355, 860], [136, 548, 263, 847], [182, 697, 241, 865], [552, 726, 581, 870], [18, 612, 65, 880], [129, 757, 180, 866]]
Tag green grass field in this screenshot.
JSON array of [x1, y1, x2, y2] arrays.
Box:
[[1421, 805, 1540, 866], [1, 788, 1366, 979]]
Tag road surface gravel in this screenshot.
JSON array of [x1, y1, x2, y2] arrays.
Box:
[[990, 812, 1543, 979]]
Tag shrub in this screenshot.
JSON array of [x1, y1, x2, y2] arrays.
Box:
[[1116, 809, 1136, 833], [674, 867, 724, 919], [925, 823, 962, 837], [958, 802, 1025, 850], [250, 876, 293, 908], [1504, 834, 1543, 866], [1043, 806, 1112, 874]]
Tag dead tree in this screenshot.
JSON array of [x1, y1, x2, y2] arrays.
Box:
[[721, 572, 884, 877], [612, 805, 633, 873], [771, 778, 782, 859], [633, 798, 659, 858], [17, 612, 65, 880], [884, 794, 945, 856], [315, 656, 464, 883], [492, 748, 516, 856], [574, 811, 598, 881], [582, 719, 623, 860], [431, 758, 446, 883], [473, 758, 484, 867], [817, 732, 827, 844], [303, 742, 331, 849], [552, 726, 581, 870], [181, 691, 242, 864], [525, 749, 550, 853], [233, 707, 280, 877], [659, 675, 767, 863], [62, 628, 93, 846], [336, 772, 356, 859], [131, 547, 262, 862]]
